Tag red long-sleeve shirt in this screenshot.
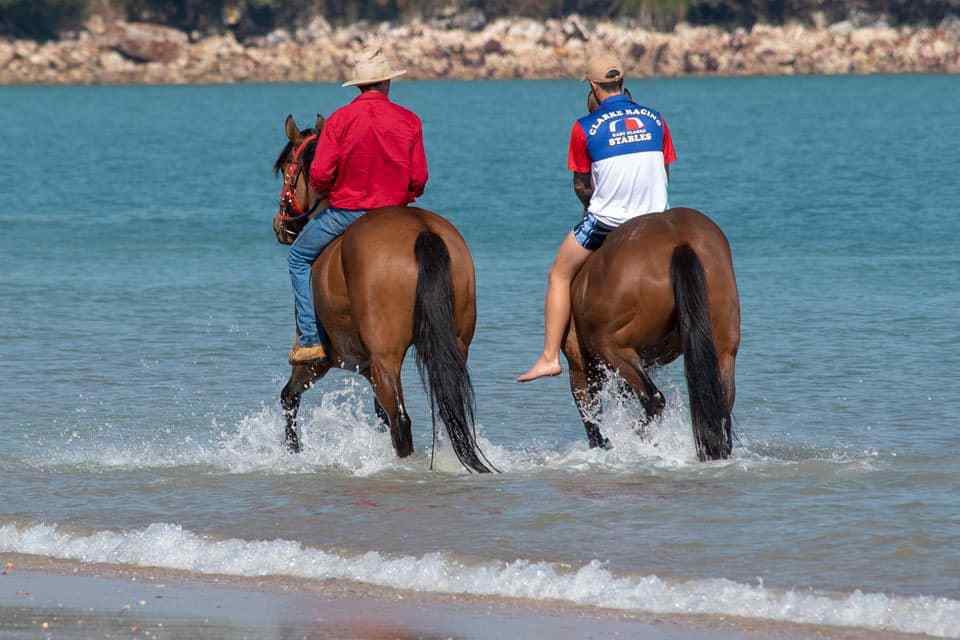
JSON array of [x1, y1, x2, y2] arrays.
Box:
[[309, 91, 428, 210]]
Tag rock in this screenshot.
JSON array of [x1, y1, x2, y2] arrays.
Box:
[[13, 40, 38, 58], [849, 9, 888, 29], [99, 50, 130, 72], [450, 9, 487, 32], [562, 15, 589, 42], [85, 15, 106, 35], [941, 16, 960, 39], [0, 41, 13, 69], [297, 16, 332, 42], [829, 21, 854, 35], [0, 17, 957, 84], [483, 38, 504, 55], [111, 22, 187, 63], [265, 29, 292, 47]]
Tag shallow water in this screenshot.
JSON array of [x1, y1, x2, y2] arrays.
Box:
[[1, 76, 959, 636]]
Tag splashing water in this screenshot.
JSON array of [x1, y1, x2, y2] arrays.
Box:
[[33, 375, 880, 478]]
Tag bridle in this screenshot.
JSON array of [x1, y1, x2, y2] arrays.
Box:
[[277, 133, 323, 223]]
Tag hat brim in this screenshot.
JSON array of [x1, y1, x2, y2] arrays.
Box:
[[584, 72, 624, 83], [342, 69, 407, 87]]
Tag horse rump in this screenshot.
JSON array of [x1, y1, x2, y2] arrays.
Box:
[[412, 231, 495, 473], [670, 244, 733, 461]]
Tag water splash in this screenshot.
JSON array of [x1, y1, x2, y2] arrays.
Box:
[[33, 376, 880, 478]]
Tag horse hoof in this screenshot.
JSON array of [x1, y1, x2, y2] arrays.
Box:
[[589, 436, 612, 450], [284, 436, 302, 454]]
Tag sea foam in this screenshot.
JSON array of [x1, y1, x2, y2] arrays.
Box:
[[0, 521, 956, 638]]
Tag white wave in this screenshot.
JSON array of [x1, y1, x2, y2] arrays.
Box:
[[0, 521, 956, 638]]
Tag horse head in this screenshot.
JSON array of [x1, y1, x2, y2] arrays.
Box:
[[272, 114, 328, 243]]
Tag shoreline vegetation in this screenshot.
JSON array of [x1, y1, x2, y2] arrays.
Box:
[[1, 13, 959, 84]]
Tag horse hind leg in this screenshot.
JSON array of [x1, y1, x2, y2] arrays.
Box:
[[717, 349, 737, 446], [281, 361, 330, 453], [597, 349, 666, 435], [369, 356, 413, 458], [565, 331, 610, 449], [359, 366, 390, 434], [569, 362, 610, 450]]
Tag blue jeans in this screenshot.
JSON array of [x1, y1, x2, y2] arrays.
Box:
[[288, 208, 366, 347]]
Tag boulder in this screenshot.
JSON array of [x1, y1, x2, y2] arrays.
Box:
[[483, 38, 504, 55], [562, 15, 589, 42], [941, 15, 960, 40], [450, 9, 487, 32], [829, 21, 854, 35], [0, 41, 13, 69], [110, 22, 187, 63]]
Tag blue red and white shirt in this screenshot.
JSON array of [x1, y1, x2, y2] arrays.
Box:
[[568, 94, 677, 227]]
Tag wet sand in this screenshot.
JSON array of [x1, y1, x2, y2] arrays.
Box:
[[0, 553, 926, 639]]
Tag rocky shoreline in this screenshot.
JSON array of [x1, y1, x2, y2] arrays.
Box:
[[1, 15, 959, 84]]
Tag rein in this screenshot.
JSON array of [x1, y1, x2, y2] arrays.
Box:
[[278, 133, 322, 223]]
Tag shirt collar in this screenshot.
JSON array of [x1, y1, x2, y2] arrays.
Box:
[[353, 91, 390, 103], [599, 93, 631, 108]]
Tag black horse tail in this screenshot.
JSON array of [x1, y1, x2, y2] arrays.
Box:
[[670, 244, 733, 461], [413, 230, 495, 473]]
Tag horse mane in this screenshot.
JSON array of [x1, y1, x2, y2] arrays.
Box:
[[273, 128, 319, 176]]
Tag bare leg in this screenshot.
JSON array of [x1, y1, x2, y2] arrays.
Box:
[[518, 233, 593, 383], [281, 361, 331, 452], [369, 357, 413, 458]]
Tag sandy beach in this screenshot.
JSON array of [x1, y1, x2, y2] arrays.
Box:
[[0, 553, 933, 639]]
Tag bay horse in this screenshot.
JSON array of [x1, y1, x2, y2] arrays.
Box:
[[563, 208, 740, 461], [273, 114, 494, 473]]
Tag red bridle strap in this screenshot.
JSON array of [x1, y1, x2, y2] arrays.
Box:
[[278, 133, 320, 221]]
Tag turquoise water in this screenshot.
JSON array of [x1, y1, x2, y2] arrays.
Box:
[[1, 76, 959, 635]]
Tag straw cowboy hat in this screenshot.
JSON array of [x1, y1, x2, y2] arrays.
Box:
[[342, 47, 407, 87]]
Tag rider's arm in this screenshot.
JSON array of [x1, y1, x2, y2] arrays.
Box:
[[407, 120, 428, 202], [309, 118, 339, 194], [573, 172, 593, 210], [662, 117, 677, 181], [568, 122, 592, 211]]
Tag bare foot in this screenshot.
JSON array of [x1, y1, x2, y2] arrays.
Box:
[[516, 355, 562, 383]]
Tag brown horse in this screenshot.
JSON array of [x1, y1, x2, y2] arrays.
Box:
[[273, 114, 494, 473], [563, 208, 740, 461]]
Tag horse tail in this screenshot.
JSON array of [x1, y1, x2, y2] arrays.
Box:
[[412, 230, 494, 473], [670, 244, 733, 461]]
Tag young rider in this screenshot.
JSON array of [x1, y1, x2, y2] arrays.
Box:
[[517, 50, 677, 382], [288, 47, 428, 365]]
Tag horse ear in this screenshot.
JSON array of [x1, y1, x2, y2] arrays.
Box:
[[284, 114, 302, 144], [586, 89, 599, 113], [315, 113, 325, 132]]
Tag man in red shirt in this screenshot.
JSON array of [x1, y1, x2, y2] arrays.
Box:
[[288, 48, 428, 365]]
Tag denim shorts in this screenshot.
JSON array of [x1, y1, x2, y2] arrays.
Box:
[[572, 213, 616, 251]]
